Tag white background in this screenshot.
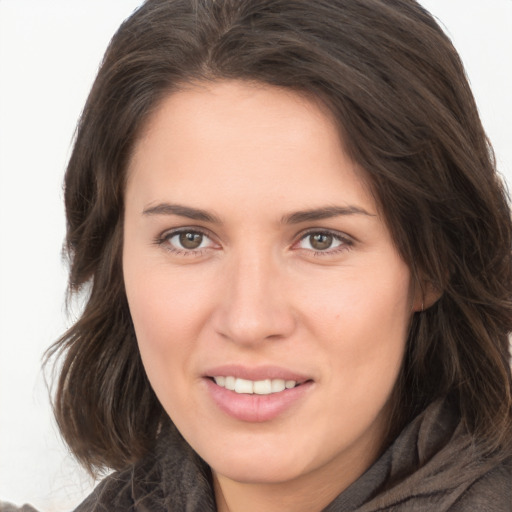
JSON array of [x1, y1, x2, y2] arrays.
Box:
[[0, 1, 511, 510]]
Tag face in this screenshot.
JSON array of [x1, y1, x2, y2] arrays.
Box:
[[123, 81, 419, 496]]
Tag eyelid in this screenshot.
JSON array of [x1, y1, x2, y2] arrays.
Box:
[[292, 228, 355, 253], [155, 226, 220, 254]]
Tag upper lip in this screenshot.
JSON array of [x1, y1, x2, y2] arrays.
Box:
[[204, 365, 312, 383]]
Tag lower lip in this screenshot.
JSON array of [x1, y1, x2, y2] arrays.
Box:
[[204, 378, 313, 422]]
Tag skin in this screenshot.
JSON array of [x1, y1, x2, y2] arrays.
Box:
[[123, 80, 425, 512]]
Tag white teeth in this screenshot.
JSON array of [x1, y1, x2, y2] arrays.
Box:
[[234, 378, 253, 394], [225, 376, 236, 390], [253, 379, 271, 395], [214, 376, 225, 387], [213, 376, 298, 395], [271, 379, 286, 393]]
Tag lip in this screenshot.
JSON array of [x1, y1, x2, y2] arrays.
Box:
[[203, 365, 314, 422]]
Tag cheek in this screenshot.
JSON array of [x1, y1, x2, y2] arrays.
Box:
[[122, 251, 213, 398], [303, 258, 411, 339], [123, 274, 204, 426], [302, 259, 412, 397], [124, 248, 213, 341]]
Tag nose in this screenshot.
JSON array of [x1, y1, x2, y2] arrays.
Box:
[[212, 250, 296, 346]]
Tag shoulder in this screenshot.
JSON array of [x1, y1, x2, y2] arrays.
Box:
[[352, 400, 512, 512], [73, 469, 134, 512], [73, 455, 165, 512], [72, 421, 214, 512], [448, 456, 512, 511]]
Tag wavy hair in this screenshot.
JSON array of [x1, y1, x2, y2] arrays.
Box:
[[47, 0, 512, 473]]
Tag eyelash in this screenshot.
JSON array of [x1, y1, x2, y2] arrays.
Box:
[[154, 227, 354, 257], [155, 227, 216, 257], [293, 229, 354, 257]]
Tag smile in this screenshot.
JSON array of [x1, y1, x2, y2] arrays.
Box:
[[213, 376, 298, 395], [205, 376, 313, 422]]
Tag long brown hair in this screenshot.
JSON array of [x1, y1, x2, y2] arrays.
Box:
[[47, 0, 512, 473]]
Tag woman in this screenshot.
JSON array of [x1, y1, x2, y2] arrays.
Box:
[[47, 0, 512, 510]]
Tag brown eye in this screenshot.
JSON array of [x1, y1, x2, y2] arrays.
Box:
[[296, 231, 347, 253], [179, 232, 204, 249], [309, 233, 333, 250], [160, 229, 217, 255]]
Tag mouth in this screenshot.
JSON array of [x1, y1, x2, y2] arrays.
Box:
[[208, 376, 307, 395], [203, 367, 314, 422]]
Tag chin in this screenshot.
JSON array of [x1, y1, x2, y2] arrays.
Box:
[[211, 453, 310, 485]]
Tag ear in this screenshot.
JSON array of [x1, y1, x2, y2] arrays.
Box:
[[412, 279, 442, 313]]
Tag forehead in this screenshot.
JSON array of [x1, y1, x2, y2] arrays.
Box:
[[126, 80, 376, 217], [137, 80, 340, 140]]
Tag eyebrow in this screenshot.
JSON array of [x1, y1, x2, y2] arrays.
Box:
[[142, 203, 374, 225], [282, 205, 375, 224], [142, 203, 221, 223]]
